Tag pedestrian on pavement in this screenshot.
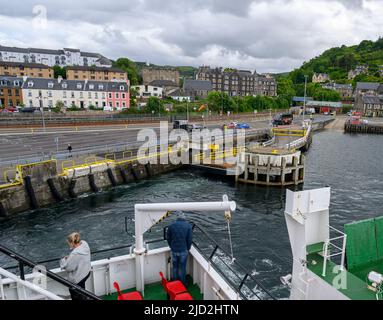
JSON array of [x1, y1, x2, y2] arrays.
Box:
[[166, 211, 193, 286], [67, 144, 73, 158]]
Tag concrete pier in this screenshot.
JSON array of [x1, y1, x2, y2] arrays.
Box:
[[235, 148, 305, 187], [345, 122, 383, 134]]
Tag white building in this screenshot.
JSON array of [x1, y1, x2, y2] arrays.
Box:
[[21, 76, 130, 111], [0, 45, 112, 67], [133, 85, 163, 98]]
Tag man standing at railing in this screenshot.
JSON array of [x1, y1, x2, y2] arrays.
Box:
[[166, 211, 193, 286]]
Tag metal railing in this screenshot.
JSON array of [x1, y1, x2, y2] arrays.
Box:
[[1, 222, 276, 300], [322, 226, 347, 277], [190, 224, 276, 300], [0, 244, 100, 300]]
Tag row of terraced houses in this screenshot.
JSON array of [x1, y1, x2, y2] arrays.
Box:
[[0, 45, 129, 110]]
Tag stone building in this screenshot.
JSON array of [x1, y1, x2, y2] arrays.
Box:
[[354, 82, 383, 114], [321, 83, 353, 99], [312, 73, 330, 83], [0, 61, 53, 78], [195, 66, 277, 97], [183, 79, 212, 101], [141, 67, 180, 86], [66, 66, 127, 81], [0, 76, 23, 107], [348, 65, 369, 80], [361, 95, 383, 117]]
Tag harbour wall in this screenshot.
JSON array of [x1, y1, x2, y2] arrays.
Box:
[[0, 159, 181, 217]]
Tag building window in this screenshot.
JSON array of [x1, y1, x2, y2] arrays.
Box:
[[108, 93, 112, 99], [77, 83, 82, 89], [95, 92, 98, 99], [122, 93, 126, 99], [88, 92, 92, 98], [28, 90, 32, 97], [116, 93, 119, 99], [48, 91, 52, 97], [71, 92, 75, 98], [63, 91, 67, 98]]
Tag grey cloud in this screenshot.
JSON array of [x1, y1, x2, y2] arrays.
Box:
[[0, 0, 382, 73]]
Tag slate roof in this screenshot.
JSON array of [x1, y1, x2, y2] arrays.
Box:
[[362, 95, 383, 104], [149, 80, 178, 87], [0, 76, 24, 87], [183, 79, 212, 91], [0, 61, 51, 69], [67, 65, 125, 73], [356, 82, 380, 91]]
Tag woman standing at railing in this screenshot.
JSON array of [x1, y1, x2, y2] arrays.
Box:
[[60, 232, 91, 300]]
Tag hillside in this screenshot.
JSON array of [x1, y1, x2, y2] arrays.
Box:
[[289, 37, 383, 85]]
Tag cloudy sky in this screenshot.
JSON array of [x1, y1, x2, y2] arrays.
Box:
[[0, 0, 382, 73]]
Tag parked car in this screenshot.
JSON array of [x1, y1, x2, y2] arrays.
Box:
[[273, 113, 293, 126], [2, 107, 18, 113], [184, 123, 205, 133], [20, 107, 36, 113], [222, 122, 237, 130], [173, 120, 188, 129], [236, 123, 251, 129]]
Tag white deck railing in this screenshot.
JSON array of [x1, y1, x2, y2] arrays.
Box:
[[322, 225, 347, 277]]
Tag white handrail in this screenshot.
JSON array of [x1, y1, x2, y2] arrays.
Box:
[[0, 267, 63, 300], [322, 225, 347, 276]]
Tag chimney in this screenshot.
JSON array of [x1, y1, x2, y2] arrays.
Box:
[[23, 76, 28, 82], [57, 76, 63, 84]]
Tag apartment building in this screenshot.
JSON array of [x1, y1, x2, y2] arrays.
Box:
[[0, 76, 23, 107], [21, 77, 129, 110], [196, 66, 277, 97], [0, 61, 53, 78], [66, 66, 127, 81], [0, 45, 112, 67]]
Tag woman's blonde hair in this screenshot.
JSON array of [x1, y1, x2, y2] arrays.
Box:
[[67, 232, 81, 245]]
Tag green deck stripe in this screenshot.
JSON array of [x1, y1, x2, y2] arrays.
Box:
[[307, 253, 377, 300]]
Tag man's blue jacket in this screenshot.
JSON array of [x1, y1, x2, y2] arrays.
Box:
[[167, 218, 193, 253]]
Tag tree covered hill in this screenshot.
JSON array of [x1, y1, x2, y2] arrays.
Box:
[[288, 37, 383, 85]]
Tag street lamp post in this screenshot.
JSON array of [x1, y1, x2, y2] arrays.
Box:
[[37, 96, 46, 133], [303, 75, 308, 122]]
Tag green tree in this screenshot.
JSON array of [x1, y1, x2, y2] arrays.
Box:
[[113, 58, 141, 85], [144, 97, 164, 114], [53, 100, 64, 113], [53, 66, 66, 79], [277, 78, 296, 102], [206, 91, 234, 112]]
